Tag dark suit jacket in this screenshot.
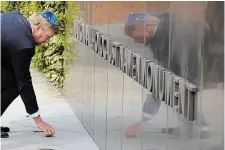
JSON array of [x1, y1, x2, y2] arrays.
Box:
[[1, 11, 39, 115]]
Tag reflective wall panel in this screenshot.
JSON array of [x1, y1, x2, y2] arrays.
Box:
[[200, 2, 224, 150], [115, 2, 145, 150], [141, 2, 170, 150], [106, 2, 124, 150], [64, 1, 224, 150], [81, 2, 95, 138], [167, 2, 205, 150], [64, 2, 84, 125], [92, 2, 108, 149]]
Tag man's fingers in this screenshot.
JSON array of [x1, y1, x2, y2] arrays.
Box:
[[49, 126, 55, 133], [50, 127, 55, 135], [46, 127, 55, 137], [44, 130, 49, 136], [45, 129, 51, 137], [42, 128, 51, 136], [47, 128, 53, 136], [49, 128, 54, 135]]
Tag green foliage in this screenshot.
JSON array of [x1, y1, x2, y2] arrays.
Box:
[[1, 1, 80, 88], [63, 2, 81, 76]]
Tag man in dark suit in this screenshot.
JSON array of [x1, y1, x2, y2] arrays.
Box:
[[1, 10, 59, 138]]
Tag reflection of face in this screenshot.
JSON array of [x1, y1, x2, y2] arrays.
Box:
[[33, 27, 55, 45]]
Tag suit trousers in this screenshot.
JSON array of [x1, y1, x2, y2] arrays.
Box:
[[1, 66, 19, 115]]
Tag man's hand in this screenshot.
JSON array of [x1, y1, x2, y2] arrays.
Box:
[[33, 116, 55, 137]]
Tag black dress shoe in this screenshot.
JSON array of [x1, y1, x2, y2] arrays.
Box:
[[1, 127, 10, 132], [1, 132, 9, 138]]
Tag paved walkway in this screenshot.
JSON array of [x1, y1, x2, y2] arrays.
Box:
[[1, 68, 100, 150]]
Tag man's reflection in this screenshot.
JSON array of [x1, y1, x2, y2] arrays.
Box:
[[203, 1, 224, 87], [148, 13, 170, 69], [126, 93, 161, 137], [125, 1, 225, 138]]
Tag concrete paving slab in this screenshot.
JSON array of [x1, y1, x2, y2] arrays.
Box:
[[1, 68, 100, 150]]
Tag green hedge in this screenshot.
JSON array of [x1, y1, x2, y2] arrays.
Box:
[[1, 1, 80, 88]]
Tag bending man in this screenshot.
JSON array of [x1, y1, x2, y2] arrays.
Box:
[[1, 10, 59, 138]]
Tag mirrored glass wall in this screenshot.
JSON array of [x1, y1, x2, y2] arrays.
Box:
[[64, 1, 224, 150]]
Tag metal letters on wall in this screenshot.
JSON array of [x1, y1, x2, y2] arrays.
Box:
[[74, 20, 198, 121]]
